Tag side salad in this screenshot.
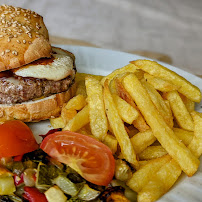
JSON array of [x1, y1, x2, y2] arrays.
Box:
[[0, 120, 136, 202]]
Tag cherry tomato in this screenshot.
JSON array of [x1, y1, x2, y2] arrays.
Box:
[[0, 120, 38, 157], [40, 131, 115, 186]]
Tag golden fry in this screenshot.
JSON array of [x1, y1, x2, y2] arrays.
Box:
[[61, 108, 77, 125], [101, 63, 137, 86], [112, 94, 139, 124], [115, 78, 149, 132], [127, 155, 171, 192], [103, 80, 139, 168], [130, 129, 156, 154], [144, 72, 179, 92], [173, 128, 193, 146], [85, 76, 108, 140], [138, 159, 182, 202], [138, 146, 167, 160], [63, 105, 89, 132], [164, 91, 194, 131], [75, 80, 87, 97], [141, 79, 173, 128], [50, 117, 65, 129], [65, 94, 86, 110], [75, 72, 103, 83], [133, 60, 201, 102], [123, 74, 199, 176], [188, 111, 202, 158], [102, 134, 118, 154], [180, 94, 195, 112]]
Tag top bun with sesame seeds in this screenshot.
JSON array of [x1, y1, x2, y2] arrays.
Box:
[[0, 4, 51, 71]]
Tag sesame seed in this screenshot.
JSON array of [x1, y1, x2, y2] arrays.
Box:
[[14, 34, 17, 38], [5, 49, 10, 53], [16, 40, 20, 44], [1, 51, 5, 56], [23, 39, 26, 44], [12, 50, 18, 56], [0, 35, 3, 38], [28, 41, 32, 44], [8, 38, 10, 42]]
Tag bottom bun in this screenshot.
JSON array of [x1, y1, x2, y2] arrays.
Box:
[[0, 83, 76, 123]]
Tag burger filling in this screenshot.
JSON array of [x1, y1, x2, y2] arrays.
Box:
[[0, 49, 76, 104]]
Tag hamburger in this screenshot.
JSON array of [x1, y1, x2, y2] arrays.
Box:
[[0, 5, 76, 123]]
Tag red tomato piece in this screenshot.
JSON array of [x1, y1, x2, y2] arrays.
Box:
[[40, 131, 115, 186], [23, 187, 48, 202], [0, 120, 38, 157]]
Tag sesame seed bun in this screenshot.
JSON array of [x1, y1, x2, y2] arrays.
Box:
[[0, 5, 51, 71]]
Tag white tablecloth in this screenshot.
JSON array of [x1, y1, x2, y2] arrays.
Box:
[[1, 0, 202, 75]]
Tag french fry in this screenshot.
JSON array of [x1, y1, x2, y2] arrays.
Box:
[[50, 117, 66, 129], [138, 161, 149, 168], [75, 72, 103, 83], [132, 60, 202, 102], [65, 94, 86, 110], [123, 74, 199, 176], [77, 125, 93, 137], [127, 155, 171, 192], [75, 80, 87, 97], [101, 63, 137, 86], [173, 128, 193, 146], [85, 76, 108, 140], [144, 72, 179, 92], [138, 159, 182, 202], [115, 78, 149, 132], [103, 134, 118, 154], [103, 80, 139, 168], [61, 108, 77, 125], [63, 105, 89, 132], [188, 111, 202, 158], [130, 129, 156, 154], [164, 91, 194, 131], [138, 146, 167, 160], [141, 79, 173, 128], [112, 94, 139, 124], [180, 94, 195, 113]]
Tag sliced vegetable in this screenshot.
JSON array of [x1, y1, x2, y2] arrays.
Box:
[[36, 162, 63, 190], [45, 185, 67, 202], [115, 159, 132, 182], [40, 131, 115, 186], [23, 186, 47, 202], [77, 184, 100, 201], [0, 120, 38, 158], [52, 175, 81, 197], [14, 173, 24, 186], [0, 176, 16, 195]]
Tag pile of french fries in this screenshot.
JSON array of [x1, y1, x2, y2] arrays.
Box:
[[50, 60, 202, 202]]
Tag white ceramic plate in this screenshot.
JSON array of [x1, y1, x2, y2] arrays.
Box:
[[29, 45, 202, 202]]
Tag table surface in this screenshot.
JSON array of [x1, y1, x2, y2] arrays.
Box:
[[1, 0, 202, 77]]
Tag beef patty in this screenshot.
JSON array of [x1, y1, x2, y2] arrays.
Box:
[[0, 74, 75, 104]]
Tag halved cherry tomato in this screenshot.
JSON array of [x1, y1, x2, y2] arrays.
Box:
[[40, 131, 115, 186], [0, 120, 38, 157]]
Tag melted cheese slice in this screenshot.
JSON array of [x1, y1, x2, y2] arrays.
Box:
[[14, 53, 73, 81]]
